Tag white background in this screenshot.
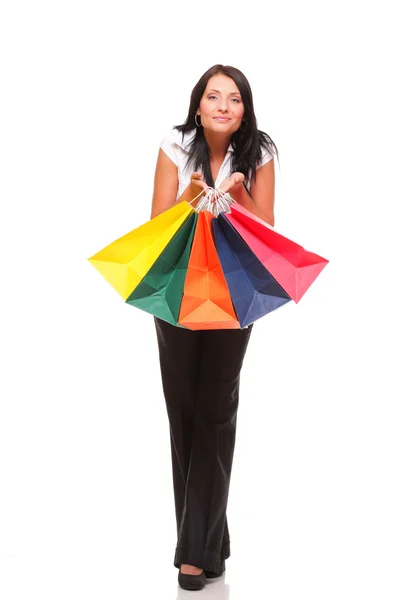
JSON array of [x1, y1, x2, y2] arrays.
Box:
[[1, 1, 399, 598]]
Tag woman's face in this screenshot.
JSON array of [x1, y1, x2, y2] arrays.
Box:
[[197, 74, 245, 136]]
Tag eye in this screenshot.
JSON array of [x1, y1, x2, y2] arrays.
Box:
[[208, 94, 241, 102]]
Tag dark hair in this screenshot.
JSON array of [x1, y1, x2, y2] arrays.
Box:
[[173, 64, 279, 197]]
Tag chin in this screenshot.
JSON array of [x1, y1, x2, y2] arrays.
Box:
[[212, 122, 235, 131]]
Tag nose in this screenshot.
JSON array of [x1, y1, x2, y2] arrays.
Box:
[[217, 98, 229, 112]]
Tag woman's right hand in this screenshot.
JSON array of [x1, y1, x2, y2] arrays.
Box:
[[190, 171, 208, 199]]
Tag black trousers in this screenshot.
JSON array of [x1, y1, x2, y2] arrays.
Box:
[[153, 316, 254, 573]]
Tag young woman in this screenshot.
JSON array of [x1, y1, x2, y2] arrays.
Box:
[[151, 64, 278, 591]]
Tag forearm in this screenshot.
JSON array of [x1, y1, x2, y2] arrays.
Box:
[[229, 183, 275, 227]]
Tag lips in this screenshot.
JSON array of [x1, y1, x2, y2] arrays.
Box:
[[214, 117, 231, 121]]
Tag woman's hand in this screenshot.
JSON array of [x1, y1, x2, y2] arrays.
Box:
[[188, 171, 245, 208], [190, 171, 209, 197], [218, 172, 245, 195]]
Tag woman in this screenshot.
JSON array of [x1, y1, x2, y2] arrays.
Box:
[[151, 64, 278, 591]]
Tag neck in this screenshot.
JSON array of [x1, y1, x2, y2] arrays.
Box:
[[203, 129, 231, 159]]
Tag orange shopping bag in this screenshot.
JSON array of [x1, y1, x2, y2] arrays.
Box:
[[178, 210, 240, 330]]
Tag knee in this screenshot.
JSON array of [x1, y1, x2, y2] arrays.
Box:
[[196, 379, 240, 425]]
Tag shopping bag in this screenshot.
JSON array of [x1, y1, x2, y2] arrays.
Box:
[[213, 215, 291, 328], [88, 201, 194, 299], [178, 210, 241, 330], [125, 212, 198, 326], [223, 201, 328, 302]]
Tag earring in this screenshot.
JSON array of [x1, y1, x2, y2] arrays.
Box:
[[240, 120, 247, 132], [195, 114, 202, 127]]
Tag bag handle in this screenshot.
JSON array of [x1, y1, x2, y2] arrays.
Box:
[[188, 187, 236, 216]]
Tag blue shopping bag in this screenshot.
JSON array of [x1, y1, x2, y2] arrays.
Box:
[[212, 214, 292, 328]]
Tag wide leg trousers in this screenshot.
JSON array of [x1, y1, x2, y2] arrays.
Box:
[[153, 316, 254, 573]]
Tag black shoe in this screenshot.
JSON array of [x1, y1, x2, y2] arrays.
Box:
[[178, 567, 206, 591], [204, 559, 226, 579]]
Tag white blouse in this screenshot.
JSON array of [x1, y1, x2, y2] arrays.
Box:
[[159, 127, 274, 201]]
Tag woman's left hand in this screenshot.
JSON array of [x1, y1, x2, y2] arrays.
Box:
[[218, 172, 245, 195]]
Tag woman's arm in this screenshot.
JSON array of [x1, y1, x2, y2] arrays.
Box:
[[150, 149, 180, 219], [150, 149, 208, 219], [221, 160, 275, 227]]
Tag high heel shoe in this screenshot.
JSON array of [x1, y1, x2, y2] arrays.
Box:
[[204, 559, 226, 578], [178, 566, 206, 591]]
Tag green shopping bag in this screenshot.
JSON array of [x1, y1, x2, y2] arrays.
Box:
[[125, 212, 198, 325]]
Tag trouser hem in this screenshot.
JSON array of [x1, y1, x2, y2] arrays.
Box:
[[174, 541, 231, 572]]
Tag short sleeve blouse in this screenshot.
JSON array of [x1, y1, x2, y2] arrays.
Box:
[[159, 127, 273, 201]]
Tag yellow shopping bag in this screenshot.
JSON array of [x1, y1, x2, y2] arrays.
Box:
[[88, 201, 194, 299]]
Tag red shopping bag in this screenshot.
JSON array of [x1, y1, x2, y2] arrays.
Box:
[[224, 202, 328, 302]]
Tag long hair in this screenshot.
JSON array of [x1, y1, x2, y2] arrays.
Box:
[[173, 64, 279, 197]]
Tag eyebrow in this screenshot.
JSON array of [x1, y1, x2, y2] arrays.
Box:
[[207, 88, 241, 96]]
